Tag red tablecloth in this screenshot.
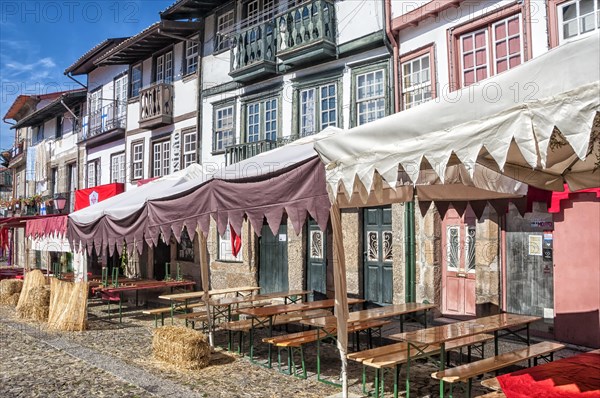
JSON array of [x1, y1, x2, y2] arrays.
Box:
[[498, 351, 600, 397]]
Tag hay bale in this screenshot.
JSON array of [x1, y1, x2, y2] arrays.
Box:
[[17, 286, 50, 322], [153, 326, 211, 370], [0, 292, 20, 306], [0, 279, 23, 295], [16, 269, 47, 312], [47, 278, 89, 331]]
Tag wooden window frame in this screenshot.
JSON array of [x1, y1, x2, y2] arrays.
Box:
[[243, 97, 279, 143], [129, 63, 143, 98], [110, 152, 126, 184], [151, 140, 171, 178], [399, 44, 437, 111], [87, 159, 100, 188], [213, 103, 236, 154], [55, 115, 63, 139], [548, 0, 600, 47], [130, 139, 145, 181], [181, 129, 198, 168], [214, 8, 236, 54], [153, 47, 174, 85], [355, 68, 387, 126], [113, 73, 128, 118], [297, 82, 339, 136], [447, 1, 532, 90], [218, 224, 242, 262], [184, 35, 200, 76]]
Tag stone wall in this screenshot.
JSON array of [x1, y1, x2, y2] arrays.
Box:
[[475, 206, 501, 315], [287, 219, 305, 291], [414, 201, 442, 308], [391, 203, 406, 304], [341, 209, 361, 296]]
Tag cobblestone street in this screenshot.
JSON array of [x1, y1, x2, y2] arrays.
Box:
[[0, 302, 587, 398]]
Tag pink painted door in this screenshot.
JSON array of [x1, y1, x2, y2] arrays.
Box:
[[442, 207, 476, 316]]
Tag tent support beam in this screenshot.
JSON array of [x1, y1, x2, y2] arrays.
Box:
[[330, 203, 349, 397], [198, 229, 214, 348], [405, 200, 416, 302]]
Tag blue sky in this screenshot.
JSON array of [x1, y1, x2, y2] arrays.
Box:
[[0, 0, 174, 149]]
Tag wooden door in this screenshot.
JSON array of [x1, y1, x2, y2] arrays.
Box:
[[306, 219, 327, 300], [442, 207, 476, 316], [259, 223, 289, 294], [363, 207, 393, 305]]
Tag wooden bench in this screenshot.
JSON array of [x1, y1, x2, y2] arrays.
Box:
[[220, 309, 332, 353], [142, 302, 205, 327], [174, 312, 210, 329], [431, 341, 565, 397], [348, 334, 494, 398], [264, 319, 392, 380]]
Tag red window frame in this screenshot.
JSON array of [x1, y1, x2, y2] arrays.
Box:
[[399, 44, 437, 110]]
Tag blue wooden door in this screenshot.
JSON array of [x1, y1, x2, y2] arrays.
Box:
[[259, 223, 289, 294], [306, 219, 327, 300], [363, 207, 393, 305]]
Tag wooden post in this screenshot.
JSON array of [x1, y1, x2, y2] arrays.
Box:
[[330, 202, 349, 397], [198, 229, 214, 348]]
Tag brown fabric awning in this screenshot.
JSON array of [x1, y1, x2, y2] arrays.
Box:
[[67, 156, 331, 254]]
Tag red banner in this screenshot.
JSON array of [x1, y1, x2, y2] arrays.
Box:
[[74, 183, 125, 211]]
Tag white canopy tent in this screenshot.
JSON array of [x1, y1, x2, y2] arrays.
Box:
[[314, 33, 599, 397]]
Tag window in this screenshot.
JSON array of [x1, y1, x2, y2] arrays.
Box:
[[88, 88, 103, 134], [214, 105, 235, 152], [356, 69, 386, 126], [50, 168, 58, 197], [131, 141, 144, 180], [401, 50, 434, 110], [215, 9, 235, 52], [152, 141, 170, 177], [455, 14, 524, 87], [242, 0, 277, 27], [130, 63, 142, 97], [182, 131, 197, 167], [55, 116, 63, 139], [218, 224, 242, 261], [87, 160, 100, 188], [299, 83, 337, 136], [110, 152, 125, 183], [155, 51, 173, 84], [245, 98, 278, 142], [185, 36, 199, 74], [114, 74, 128, 118], [559, 0, 599, 42], [67, 163, 77, 212], [33, 125, 44, 144]]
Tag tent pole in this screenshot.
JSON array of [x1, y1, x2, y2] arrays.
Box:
[[405, 199, 416, 302], [330, 202, 349, 397], [198, 229, 214, 348]]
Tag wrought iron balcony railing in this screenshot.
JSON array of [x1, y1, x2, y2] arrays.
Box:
[[80, 102, 126, 141], [139, 82, 174, 129], [225, 139, 278, 166]]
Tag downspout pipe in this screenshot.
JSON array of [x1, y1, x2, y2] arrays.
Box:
[[196, 22, 205, 166], [66, 72, 87, 90], [384, 0, 400, 113]]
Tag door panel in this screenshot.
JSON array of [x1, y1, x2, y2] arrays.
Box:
[[306, 220, 327, 299], [363, 207, 393, 305], [259, 223, 288, 294], [442, 207, 477, 316]]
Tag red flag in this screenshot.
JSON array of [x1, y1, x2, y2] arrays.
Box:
[[230, 224, 242, 258]]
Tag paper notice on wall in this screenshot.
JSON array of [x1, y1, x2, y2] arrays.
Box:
[[528, 235, 543, 256]]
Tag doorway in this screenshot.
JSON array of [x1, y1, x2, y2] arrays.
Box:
[[363, 206, 393, 305], [153, 239, 171, 281], [442, 206, 476, 316], [306, 219, 327, 300], [259, 223, 288, 294]]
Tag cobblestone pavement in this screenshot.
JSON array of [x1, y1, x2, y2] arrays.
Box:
[[0, 300, 589, 398]]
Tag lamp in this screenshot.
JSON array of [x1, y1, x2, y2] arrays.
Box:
[[54, 195, 67, 213]]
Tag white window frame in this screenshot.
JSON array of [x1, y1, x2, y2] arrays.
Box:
[[155, 51, 173, 84], [491, 14, 524, 75], [300, 83, 338, 136], [182, 131, 197, 168], [356, 69, 386, 126], [152, 141, 171, 178], [114, 75, 128, 118], [214, 105, 235, 152], [459, 28, 489, 87], [218, 224, 242, 261], [558, 0, 600, 43], [245, 98, 278, 142], [215, 10, 235, 52], [110, 152, 125, 183], [130, 63, 142, 97], [131, 142, 144, 180], [401, 54, 433, 110], [185, 36, 199, 74], [87, 160, 99, 188]]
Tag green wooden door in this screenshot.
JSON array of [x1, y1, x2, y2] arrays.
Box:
[[363, 207, 393, 305], [259, 223, 289, 294], [306, 219, 327, 300]]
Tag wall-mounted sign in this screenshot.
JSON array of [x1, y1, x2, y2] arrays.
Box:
[[543, 248, 553, 261], [528, 234, 543, 256], [278, 234, 287, 242], [530, 220, 554, 229], [171, 130, 181, 172]]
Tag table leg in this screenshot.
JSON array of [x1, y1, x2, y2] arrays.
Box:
[[494, 330, 499, 355], [439, 342, 446, 398], [406, 344, 411, 398], [400, 314, 404, 333], [119, 292, 122, 323], [268, 316, 273, 368]]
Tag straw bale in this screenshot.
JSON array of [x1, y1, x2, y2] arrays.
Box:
[[152, 326, 211, 370], [0, 279, 23, 295], [16, 269, 47, 311], [47, 278, 89, 331], [0, 292, 20, 306], [17, 286, 50, 322]]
